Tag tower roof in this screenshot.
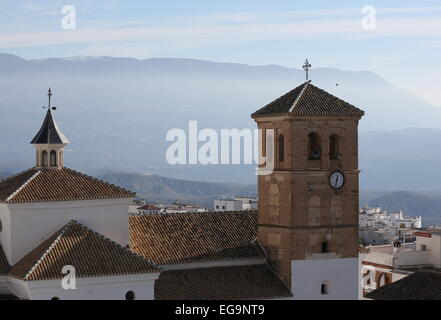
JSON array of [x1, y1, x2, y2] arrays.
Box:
[[30, 109, 69, 144], [252, 81, 365, 118]]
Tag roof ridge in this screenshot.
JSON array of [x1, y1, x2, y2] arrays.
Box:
[[0, 167, 37, 184], [288, 81, 309, 113], [129, 209, 258, 218], [25, 220, 159, 280], [23, 220, 73, 280], [70, 219, 160, 269], [63, 167, 136, 196], [5, 169, 41, 202], [311, 83, 364, 112]]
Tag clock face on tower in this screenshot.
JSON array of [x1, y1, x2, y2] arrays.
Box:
[[329, 171, 345, 189]]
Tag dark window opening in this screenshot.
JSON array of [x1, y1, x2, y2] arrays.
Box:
[[329, 134, 341, 160], [321, 284, 328, 295], [50, 150, 57, 166], [41, 150, 48, 166], [321, 241, 329, 253], [125, 291, 135, 300], [308, 132, 321, 160]]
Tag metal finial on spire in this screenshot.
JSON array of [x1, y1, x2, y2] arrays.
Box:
[[302, 59, 311, 81], [48, 87, 52, 108], [43, 87, 56, 111]]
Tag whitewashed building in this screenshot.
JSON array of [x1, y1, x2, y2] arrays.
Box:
[[214, 197, 258, 212], [0, 91, 160, 300], [0, 89, 292, 300], [360, 229, 441, 297]]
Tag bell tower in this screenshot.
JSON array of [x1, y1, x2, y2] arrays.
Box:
[[31, 88, 69, 169], [252, 74, 364, 298]]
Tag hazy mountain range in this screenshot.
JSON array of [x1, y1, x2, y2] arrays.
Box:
[[1, 53, 441, 189], [1, 53, 441, 221]]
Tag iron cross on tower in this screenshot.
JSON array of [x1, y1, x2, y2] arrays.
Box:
[[302, 59, 311, 81], [43, 87, 56, 111]]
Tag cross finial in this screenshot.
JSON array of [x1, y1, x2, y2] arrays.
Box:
[[48, 87, 52, 108], [43, 87, 56, 111], [302, 59, 311, 81]]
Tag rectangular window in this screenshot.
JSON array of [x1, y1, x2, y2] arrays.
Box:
[[421, 244, 427, 251], [321, 284, 328, 295]]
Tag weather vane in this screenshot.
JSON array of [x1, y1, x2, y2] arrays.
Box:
[[42, 87, 56, 111], [302, 59, 311, 81]]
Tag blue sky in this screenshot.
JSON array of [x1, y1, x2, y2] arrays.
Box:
[[1, 0, 441, 105]]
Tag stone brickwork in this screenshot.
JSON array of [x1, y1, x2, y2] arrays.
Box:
[[253, 115, 362, 287]]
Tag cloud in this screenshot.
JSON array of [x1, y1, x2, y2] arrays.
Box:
[[1, 15, 441, 50]]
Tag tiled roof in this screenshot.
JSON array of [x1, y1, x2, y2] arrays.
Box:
[[252, 81, 364, 117], [30, 110, 69, 144], [8, 220, 159, 281], [155, 264, 292, 300], [0, 167, 135, 203], [358, 246, 370, 254], [0, 245, 9, 275], [129, 210, 265, 265], [366, 271, 441, 300], [138, 204, 161, 211]]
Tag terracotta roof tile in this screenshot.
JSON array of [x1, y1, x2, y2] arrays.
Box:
[[0, 167, 135, 203], [252, 81, 364, 118], [8, 220, 159, 280], [366, 271, 441, 300], [155, 264, 292, 300], [358, 246, 370, 254], [0, 245, 9, 275], [129, 210, 264, 264]]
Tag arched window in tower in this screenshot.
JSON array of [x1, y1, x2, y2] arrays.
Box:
[[329, 134, 341, 160], [278, 134, 285, 162], [50, 150, 57, 167], [41, 150, 48, 166], [308, 132, 321, 160]]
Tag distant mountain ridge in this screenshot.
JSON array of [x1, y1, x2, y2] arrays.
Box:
[[1, 167, 441, 224], [97, 172, 256, 208], [1, 53, 441, 188]]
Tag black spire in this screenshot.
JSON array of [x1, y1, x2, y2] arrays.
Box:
[[30, 88, 69, 144]]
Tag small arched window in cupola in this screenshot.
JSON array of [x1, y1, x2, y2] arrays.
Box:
[[50, 150, 57, 167], [41, 150, 48, 166]]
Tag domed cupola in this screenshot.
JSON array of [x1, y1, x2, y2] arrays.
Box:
[[30, 88, 69, 169]]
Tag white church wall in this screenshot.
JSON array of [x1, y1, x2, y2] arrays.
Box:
[[5, 274, 158, 300], [7, 198, 132, 265], [291, 257, 359, 300]]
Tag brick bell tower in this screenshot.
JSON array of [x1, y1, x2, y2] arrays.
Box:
[[252, 74, 364, 298]]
